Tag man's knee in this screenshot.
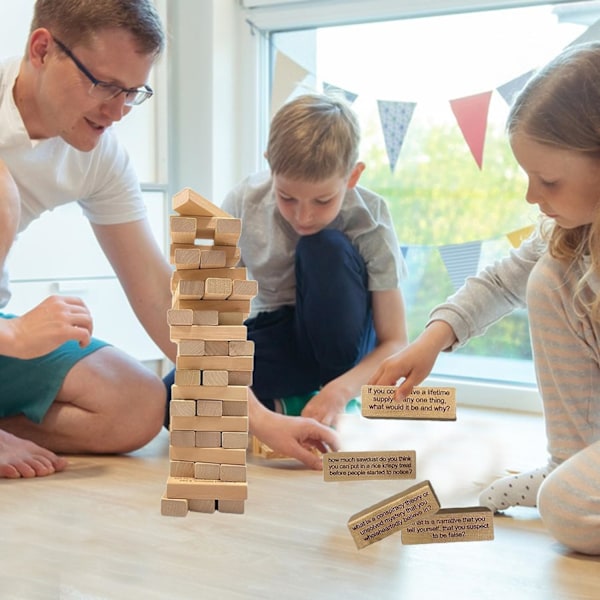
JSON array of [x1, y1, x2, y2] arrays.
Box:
[[538, 468, 600, 555]]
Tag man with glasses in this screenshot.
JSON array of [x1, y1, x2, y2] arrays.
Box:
[[0, 0, 337, 478]]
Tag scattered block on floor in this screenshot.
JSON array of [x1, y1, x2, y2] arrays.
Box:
[[401, 507, 494, 545], [361, 385, 457, 421], [251, 435, 291, 460], [323, 450, 416, 482], [347, 480, 441, 550]]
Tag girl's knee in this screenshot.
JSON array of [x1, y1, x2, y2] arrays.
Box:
[[538, 469, 600, 555]]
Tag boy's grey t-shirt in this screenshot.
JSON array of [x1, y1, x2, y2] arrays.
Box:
[[221, 170, 406, 317]]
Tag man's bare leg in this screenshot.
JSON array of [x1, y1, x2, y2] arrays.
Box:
[[0, 429, 68, 478], [0, 346, 166, 456]]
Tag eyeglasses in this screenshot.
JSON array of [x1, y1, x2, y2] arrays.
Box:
[[52, 37, 153, 106]]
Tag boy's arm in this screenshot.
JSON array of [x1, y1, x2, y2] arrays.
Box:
[[301, 288, 408, 426]]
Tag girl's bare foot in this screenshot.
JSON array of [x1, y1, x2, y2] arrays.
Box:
[[0, 429, 68, 478]]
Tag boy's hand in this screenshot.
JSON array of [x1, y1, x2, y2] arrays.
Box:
[[300, 386, 347, 427], [254, 411, 340, 470], [2, 295, 93, 359]]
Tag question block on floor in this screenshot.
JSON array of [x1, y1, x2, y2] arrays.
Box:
[[347, 480, 441, 549], [323, 450, 416, 482], [401, 507, 494, 544], [361, 385, 456, 420]]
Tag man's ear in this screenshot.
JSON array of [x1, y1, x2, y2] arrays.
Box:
[[28, 28, 52, 67], [347, 162, 365, 189]]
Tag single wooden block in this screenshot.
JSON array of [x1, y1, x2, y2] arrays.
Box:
[[167, 308, 194, 326], [401, 507, 494, 545], [217, 499, 245, 514], [170, 325, 247, 342], [323, 450, 417, 482], [202, 370, 229, 387], [227, 371, 253, 386], [169, 460, 195, 478], [196, 399, 223, 417], [176, 355, 253, 371], [171, 384, 248, 402], [195, 431, 222, 448], [221, 431, 248, 449], [175, 279, 205, 301], [229, 340, 255, 357], [177, 340, 205, 356], [189, 498, 216, 513], [170, 399, 196, 417], [229, 279, 258, 300], [347, 480, 441, 550], [204, 340, 230, 356], [174, 299, 251, 315], [174, 369, 201, 386], [251, 435, 289, 460], [161, 496, 188, 517], [166, 477, 248, 501], [170, 215, 197, 244], [173, 247, 201, 270], [170, 446, 246, 465], [220, 464, 247, 482], [222, 399, 248, 417], [170, 430, 196, 447], [218, 312, 247, 326], [199, 249, 227, 269], [192, 310, 219, 326], [204, 277, 233, 300], [213, 218, 242, 246], [172, 188, 232, 218], [194, 461, 221, 479], [361, 385, 457, 421], [171, 415, 248, 432]]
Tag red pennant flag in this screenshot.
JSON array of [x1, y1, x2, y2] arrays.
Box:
[[449, 91, 492, 170]]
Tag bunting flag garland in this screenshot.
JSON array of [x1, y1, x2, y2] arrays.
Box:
[[377, 100, 417, 173], [270, 51, 310, 118], [568, 17, 600, 47], [438, 241, 483, 291], [323, 82, 358, 104], [506, 224, 535, 248], [496, 70, 535, 106], [449, 91, 492, 170]]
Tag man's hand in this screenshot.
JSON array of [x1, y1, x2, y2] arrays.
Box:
[[0, 295, 93, 359]]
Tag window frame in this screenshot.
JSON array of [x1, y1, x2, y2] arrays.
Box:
[[237, 0, 580, 413]]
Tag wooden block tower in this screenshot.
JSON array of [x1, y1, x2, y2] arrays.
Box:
[[161, 188, 258, 517]]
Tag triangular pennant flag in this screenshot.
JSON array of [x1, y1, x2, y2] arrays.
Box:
[[449, 91, 492, 170], [400, 245, 409, 259], [323, 82, 358, 104], [506, 225, 535, 248], [438, 241, 482, 291], [497, 70, 535, 106], [377, 100, 417, 173], [568, 17, 600, 46], [271, 51, 309, 118]]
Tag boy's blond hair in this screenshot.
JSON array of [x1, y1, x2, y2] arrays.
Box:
[[266, 94, 360, 181]]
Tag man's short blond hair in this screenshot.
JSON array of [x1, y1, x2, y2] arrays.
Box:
[[266, 94, 361, 181]]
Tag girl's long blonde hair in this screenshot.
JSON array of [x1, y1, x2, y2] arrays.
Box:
[[507, 42, 600, 320]]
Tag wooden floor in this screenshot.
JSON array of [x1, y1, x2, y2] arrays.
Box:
[[1, 407, 598, 600]]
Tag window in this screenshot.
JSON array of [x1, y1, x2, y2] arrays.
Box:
[[247, 0, 600, 409]]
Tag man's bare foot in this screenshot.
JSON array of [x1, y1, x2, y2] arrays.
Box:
[[0, 429, 68, 478]]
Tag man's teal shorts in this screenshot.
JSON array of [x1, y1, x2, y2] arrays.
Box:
[[0, 313, 109, 423]]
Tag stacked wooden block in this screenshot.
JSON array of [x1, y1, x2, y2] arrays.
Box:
[[161, 188, 258, 517]]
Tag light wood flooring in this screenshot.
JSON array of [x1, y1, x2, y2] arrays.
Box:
[[1, 407, 598, 600]]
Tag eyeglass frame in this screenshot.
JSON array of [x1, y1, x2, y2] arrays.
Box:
[[52, 36, 154, 106]]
